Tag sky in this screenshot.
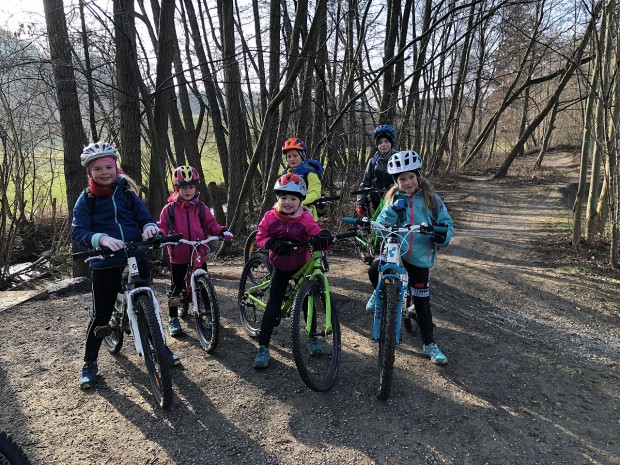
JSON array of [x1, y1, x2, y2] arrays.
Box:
[[1, 0, 46, 31]]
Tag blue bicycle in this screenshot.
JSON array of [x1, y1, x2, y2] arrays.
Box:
[[343, 217, 438, 400]]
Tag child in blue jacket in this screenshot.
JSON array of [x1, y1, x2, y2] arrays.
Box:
[[72, 142, 179, 389], [367, 150, 454, 364]]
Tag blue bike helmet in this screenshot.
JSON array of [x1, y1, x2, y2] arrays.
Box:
[[372, 124, 396, 146]]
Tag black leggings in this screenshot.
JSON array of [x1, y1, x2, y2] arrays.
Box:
[[84, 261, 151, 362], [258, 268, 296, 347], [368, 259, 435, 345]]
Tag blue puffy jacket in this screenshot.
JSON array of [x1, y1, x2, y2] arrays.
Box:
[[374, 189, 453, 268], [71, 176, 158, 269]]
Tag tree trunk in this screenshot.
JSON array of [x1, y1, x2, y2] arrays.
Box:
[[43, 0, 89, 277], [113, 0, 142, 185], [147, 0, 176, 218]]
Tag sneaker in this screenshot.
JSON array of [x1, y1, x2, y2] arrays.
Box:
[[253, 345, 270, 369], [365, 291, 376, 312], [422, 343, 448, 365], [79, 361, 98, 390], [307, 337, 323, 356], [165, 346, 181, 367], [168, 317, 183, 337]]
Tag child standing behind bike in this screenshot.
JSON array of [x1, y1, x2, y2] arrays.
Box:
[[355, 124, 398, 216], [282, 137, 323, 220], [72, 142, 180, 389], [366, 150, 454, 365], [253, 173, 333, 369], [157, 165, 233, 337]]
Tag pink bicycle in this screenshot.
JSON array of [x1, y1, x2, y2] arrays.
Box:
[[166, 236, 222, 353]]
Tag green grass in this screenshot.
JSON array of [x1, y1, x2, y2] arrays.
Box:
[[6, 148, 226, 210], [550, 221, 571, 232], [560, 264, 592, 274]]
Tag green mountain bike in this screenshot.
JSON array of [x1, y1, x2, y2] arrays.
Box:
[[238, 230, 356, 391]]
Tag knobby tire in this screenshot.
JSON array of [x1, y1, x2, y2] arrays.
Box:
[[291, 280, 341, 392], [136, 295, 173, 409], [195, 276, 220, 353], [377, 278, 399, 400], [0, 432, 31, 465]]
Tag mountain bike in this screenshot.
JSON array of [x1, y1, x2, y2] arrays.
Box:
[[238, 230, 357, 391], [72, 234, 182, 409], [164, 236, 223, 353], [350, 188, 387, 264], [242, 195, 341, 266], [0, 431, 31, 465], [343, 218, 436, 400]]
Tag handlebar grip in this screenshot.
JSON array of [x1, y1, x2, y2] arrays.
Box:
[[160, 233, 183, 243], [335, 231, 359, 240], [341, 217, 359, 225], [72, 247, 112, 259], [320, 195, 341, 202], [350, 188, 371, 195]]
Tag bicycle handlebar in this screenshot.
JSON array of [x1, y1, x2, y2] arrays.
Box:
[[166, 236, 222, 247], [341, 217, 436, 235], [350, 188, 386, 196], [72, 234, 184, 260], [306, 195, 341, 206]]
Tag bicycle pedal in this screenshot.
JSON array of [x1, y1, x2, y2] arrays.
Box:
[[94, 325, 113, 339]]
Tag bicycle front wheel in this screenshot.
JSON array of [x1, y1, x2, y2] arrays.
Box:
[[243, 229, 259, 264], [291, 280, 341, 392], [0, 431, 31, 465], [194, 276, 220, 353], [238, 254, 271, 337], [376, 278, 400, 401], [135, 295, 173, 409]]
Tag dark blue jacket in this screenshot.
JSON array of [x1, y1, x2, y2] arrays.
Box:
[[357, 150, 397, 209], [71, 176, 157, 269]]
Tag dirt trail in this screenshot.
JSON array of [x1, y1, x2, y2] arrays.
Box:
[[1, 152, 619, 465]]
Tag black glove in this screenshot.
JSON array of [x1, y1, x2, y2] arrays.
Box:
[[430, 225, 448, 244], [310, 229, 333, 250], [265, 238, 291, 255]]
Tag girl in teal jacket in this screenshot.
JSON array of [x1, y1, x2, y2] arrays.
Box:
[[367, 150, 453, 365]]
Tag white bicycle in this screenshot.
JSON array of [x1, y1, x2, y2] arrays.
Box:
[[73, 234, 182, 409]]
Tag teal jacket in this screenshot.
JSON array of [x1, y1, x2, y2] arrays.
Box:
[[374, 189, 453, 268]]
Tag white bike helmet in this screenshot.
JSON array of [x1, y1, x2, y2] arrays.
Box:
[[387, 150, 423, 179], [274, 173, 307, 200], [80, 142, 119, 167]]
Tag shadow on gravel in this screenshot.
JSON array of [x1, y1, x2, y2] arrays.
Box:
[[94, 351, 278, 464]]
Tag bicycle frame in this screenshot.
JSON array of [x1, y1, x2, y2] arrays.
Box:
[[245, 248, 334, 335], [172, 236, 221, 316], [85, 252, 168, 358]]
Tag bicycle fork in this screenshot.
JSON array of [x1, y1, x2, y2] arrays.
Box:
[[306, 275, 333, 336], [373, 264, 408, 344], [125, 287, 168, 357]]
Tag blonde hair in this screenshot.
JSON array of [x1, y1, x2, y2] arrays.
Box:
[[385, 174, 436, 212]]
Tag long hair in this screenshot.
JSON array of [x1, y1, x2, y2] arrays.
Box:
[[385, 175, 436, 212]]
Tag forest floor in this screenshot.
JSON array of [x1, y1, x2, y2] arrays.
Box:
[[1, 151, 619, 465]]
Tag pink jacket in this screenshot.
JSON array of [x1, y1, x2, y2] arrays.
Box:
[[256, 208, 322, 271], [158, 199, 227, 264]]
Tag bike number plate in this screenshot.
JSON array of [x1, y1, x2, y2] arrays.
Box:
[[128, 256, 140, 278], [385, 242, 400, 264]]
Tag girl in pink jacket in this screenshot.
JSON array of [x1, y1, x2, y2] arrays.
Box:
[[158, 166, 233, 337], [253, 173, 333, 369]]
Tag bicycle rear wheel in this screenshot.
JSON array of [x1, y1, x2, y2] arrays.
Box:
[[194, 276, 220, 353], [135, 295, 173, 409], [376, 278, 399, 400], [102, 311, 124, 354], [238, 254, 271, 337], [291, 279, 341, 392]]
